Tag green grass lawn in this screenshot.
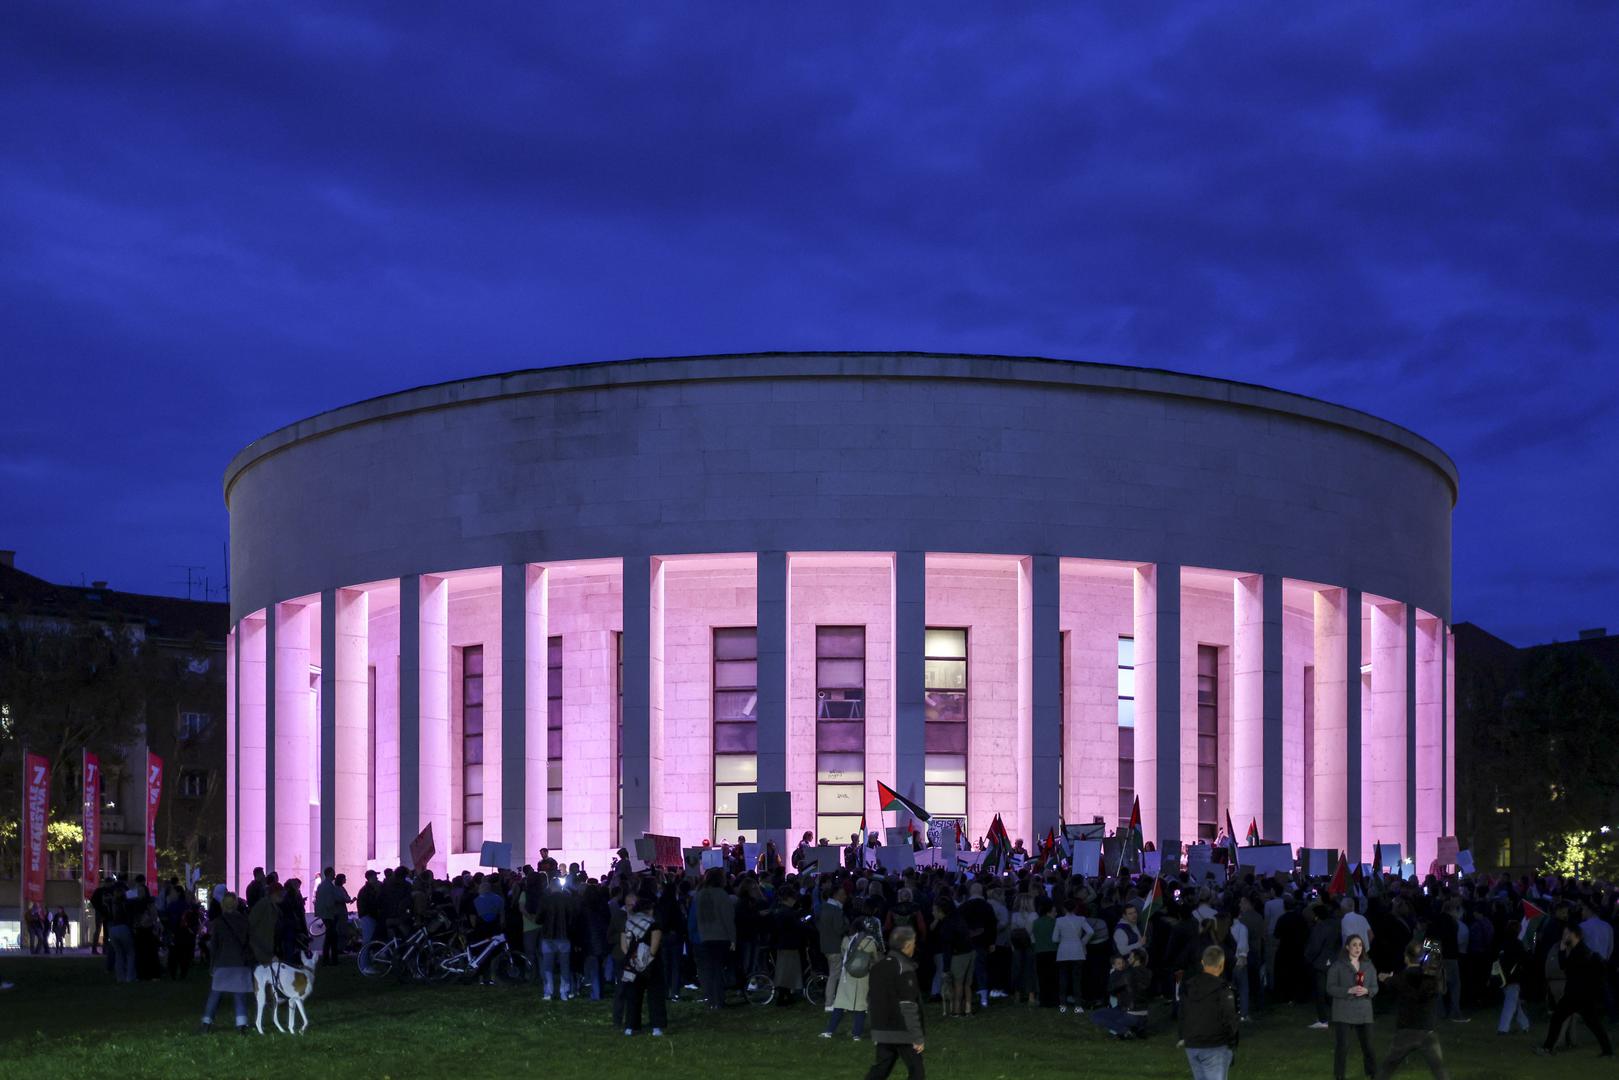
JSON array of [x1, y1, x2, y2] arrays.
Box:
[[0, 954, 1585, 1079]]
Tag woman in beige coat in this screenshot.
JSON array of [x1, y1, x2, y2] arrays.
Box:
[[823, 918, 882, 1040]]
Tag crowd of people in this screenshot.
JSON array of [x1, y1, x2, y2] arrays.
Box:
[[51, 836, 1619, 1077], [21, 904, 71, 955]]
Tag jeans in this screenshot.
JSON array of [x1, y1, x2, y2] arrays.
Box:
[[1089, 1007, 1147, 1037], [358, 915, 377, 954], [540, 938, 572, 998], [1185, 1045, 1233, 1080], [202, 990, 249, 1027], [109, 926, 136, 983], [618, 958, 667, 1031], [1442, 960, 1461, 1017], [973, 946, 990, 1003], [825, 1007, 866, 1036], [699, 941, 731, 1007], [1498, 983, 1530, 1033], [580, 953, 606, 1000], [1057, 960, 1081, 1005], [1235, 963, 1250, 1017]]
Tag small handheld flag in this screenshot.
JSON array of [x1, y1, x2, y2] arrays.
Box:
[[1327, 851, 1349, 897], [1245, 818, 1260, 846]]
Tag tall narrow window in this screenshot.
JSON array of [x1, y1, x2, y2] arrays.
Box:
[[367, 664, 377, 861], [1117, 636, 1135, 824], [547, 636, 563, 850], [461, 645, 484, 851], [1197, 644, 1218, 841], [713, 627, 758, 842], [924, 628, 968, 823], [614, 631, 624, 847], [815, 626, 865, 841]]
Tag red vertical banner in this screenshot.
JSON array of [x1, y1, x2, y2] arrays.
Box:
[[82, 750, 101, 900], [145, 750, 163, 887], [23, 752, 50, 907]]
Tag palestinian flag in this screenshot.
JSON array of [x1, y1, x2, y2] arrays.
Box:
[[1245, 817, 1260, 846], [1037, 826, 1058, 869], [876, 780, 930, 822], [953, 819, 964, 849], [858, 811, 866, 838], [986, 813, 1012, 874], [1327, 851, 1349, 897], [1223, 810, 1239, 857], [1140, 876, 1164, 923], [1117, 796, 1143, 875], [1521, 900, 1547, 947], [1368, 843, 1388, 898]]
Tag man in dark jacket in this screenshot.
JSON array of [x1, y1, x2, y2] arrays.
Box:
[[1537, 925, 1614, 1057], [1374, 940, 1451, 1079], [1305, 902, 1343, 1028], [248, 882, 284, 966], [865, 926, 925, 1079], [817, 882, 848, 1006], [1179, 945, 1239, 1079]]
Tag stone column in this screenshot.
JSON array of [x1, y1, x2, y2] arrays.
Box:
[[892, 552, 926, 818], [237, 612, 268, 886], [501, 563, 546, 867], [621, 557, 652, 842], [1311, 587, 1362, 860], [273, 599, 312, 880], [1369, 600, 1407, 862], [418, 576, 450, 874], [398, 575, 420, 864], [1133, 563, 1181, 857], [226, 627, 237, 890], [1233, 573, 1284, 840], [756, 551, 789, 849], [323, 587, 369, 884], [1019, 555, 1061, 842]]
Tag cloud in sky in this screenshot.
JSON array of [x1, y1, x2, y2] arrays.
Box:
[[1, 3, 1614, 643]]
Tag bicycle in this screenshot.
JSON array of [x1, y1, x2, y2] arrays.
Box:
[[423, 930, 530, 985], [742, 948, 827, 1007], [357, 922, 443, 982]]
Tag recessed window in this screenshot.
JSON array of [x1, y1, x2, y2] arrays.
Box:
[[548, 636, 563, 850], [816, 625, 865, 841], [1118, 636, 1135, 824], [1197, 644, 1218, 841], [179, 712, 211, 739], [179, 770, 207, 799], [461, 645, 484, 852], [713, 627, 758, 842], [924, 627, 968, 822]]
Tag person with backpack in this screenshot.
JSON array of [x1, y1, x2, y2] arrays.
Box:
[[616, 886, 666, 1037], [824, 913, 883, 1039]]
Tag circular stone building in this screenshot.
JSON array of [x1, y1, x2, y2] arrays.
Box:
[[222, 352, 1457, 886]]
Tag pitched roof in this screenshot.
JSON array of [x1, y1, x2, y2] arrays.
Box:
[[0, 560, 226, 646]]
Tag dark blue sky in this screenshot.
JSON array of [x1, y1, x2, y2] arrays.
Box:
[[2, 4, 1614, 645]]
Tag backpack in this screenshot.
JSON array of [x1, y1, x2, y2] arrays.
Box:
[[842, 921, 883, 979]]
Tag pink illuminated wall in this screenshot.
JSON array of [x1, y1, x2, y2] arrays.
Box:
[[549, 561, 622, 859], [1178, 575, 1234, 847], [273, 598, 315, 883], [1132, 565, 1169, 850], [444, 571, 502, 874], [332, 587, 370, 885], [236, 612, 267, 888], [1231, 575, 1266, 835], [1367, 598, 1408, 859], [655, 556, 756, 846], [788, 556, 894, 841], [367, 585, 401, 869], [1059, 561, 1133, 828], [1445, 627, 1455, 837], [1311, 587, 1352, 854], [1280, 589, 1316, 848], [928, 555, 1020, 842]]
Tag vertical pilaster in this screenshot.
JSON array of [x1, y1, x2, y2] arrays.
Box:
[[273, 600, 311, 880], [1370, 600, 1407, 861], [1311, 587, 1353, 855], [417, 575, 450, 874], [1020, 555, 1061, 841], [398, 575, 420, 865], [226, 627, 238, 890], [621, 557, 652, 842], [264, 610, 277, 872], [1405, 604, 1418, 863], [1133, 563, 1181, 858], [1345, 588, 1363, 863], [237, 612, 268, 884], [501, 563, 544, 864], [320, 590, 337, 875], [756, 551, 789, 848], [892, 552, 926, 813]]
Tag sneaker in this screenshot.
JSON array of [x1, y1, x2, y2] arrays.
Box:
[[852, 1035, 863, 1041], [1309, 1021, 1329, 1030], [624, 1028, 634, 1037], [819, 1032, 834, 1039], [1073, 1006, 1086, 1014], [1059, 1006, 1068, 1014], [990, 990, 1007, 999], [825, 1005, 835, 1012], [1451, 1017, 1471, 1024], [651, 1028, 663, 1037]]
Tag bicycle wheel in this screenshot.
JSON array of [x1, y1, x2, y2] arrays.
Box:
[[804, 973, 828, 1007], [744, 973, 776, 1006], [496, 948, 530, 985], [415, 940, 457, 983], [357, 941, 394, 978]]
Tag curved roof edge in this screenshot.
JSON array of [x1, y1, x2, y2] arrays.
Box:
[[223, 352, 1459, 505]]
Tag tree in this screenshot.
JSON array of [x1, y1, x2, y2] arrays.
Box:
[[0, 610, 161, 868]]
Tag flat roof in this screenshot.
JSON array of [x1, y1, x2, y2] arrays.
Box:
[[223, 352, 1459, 505]]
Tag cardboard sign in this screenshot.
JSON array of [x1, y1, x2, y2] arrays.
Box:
[[877, 845, 915, 872], [1185, 843, 1217, 884], [1456, 849, 1476, 875], [1237, 844, 1295, 876], [1301, 848, 1336, 878], [1070, 839, 1103, 877], [479, 841, 513, 869], [644, 833, 683, 870], [1140, 850, 1162, 876], [701, 849, 724, 871], [1374, 844, 1402, 873], [1436, 836, 1460, 867], [737, 791, 792, 831]]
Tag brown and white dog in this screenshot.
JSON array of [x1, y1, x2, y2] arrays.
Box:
[[254, 949, 319, 1034]]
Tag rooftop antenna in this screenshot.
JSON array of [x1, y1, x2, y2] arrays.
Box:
[[169, 564, 207, 600]]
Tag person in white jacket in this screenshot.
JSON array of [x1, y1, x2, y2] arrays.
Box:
[[1054, 901, 1089, 1014]]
